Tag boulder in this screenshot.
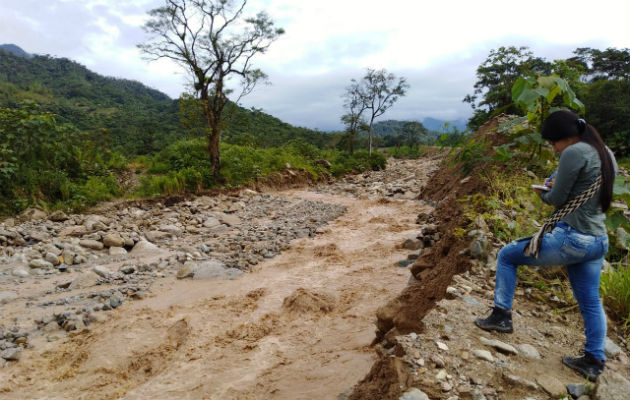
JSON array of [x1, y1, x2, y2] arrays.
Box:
[[604, 337, 622, 358], [19, 208, 47, 221], [399, 388, 429, 400], [595, 370, 630, 400], [92, 265, 111, 278], [109, 247, 128, 256], [11, 267, 29, 278], [45, 252, 61, 266], [158, 224, 182, 235], [218, 213, 241, 227], [130, 240, 159, 255], [177, 260, 243, 280], [29, 259, 54, 269], [79, 239, 104, 250], [48, 210, 69, 222], [145, 231, 170, 242], [103, 233, 125, 248], [69, 271, 100, 290]]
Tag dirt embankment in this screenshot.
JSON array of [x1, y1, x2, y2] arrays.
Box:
[[348, 118, 630, 400]]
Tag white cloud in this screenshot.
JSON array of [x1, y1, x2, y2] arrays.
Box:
[[1, 0, 629, 130]]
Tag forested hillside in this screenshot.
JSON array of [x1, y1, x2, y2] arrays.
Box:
[[0, 45, 330, 154]]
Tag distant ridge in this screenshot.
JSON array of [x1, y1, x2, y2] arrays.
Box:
[[371, 118, 468, 138], [0, 43, 32, 58], [0, 44, 329, 154]]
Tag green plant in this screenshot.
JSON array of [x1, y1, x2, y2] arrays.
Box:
[[600, 263, 630, 331], [449, 137, 491, 176]]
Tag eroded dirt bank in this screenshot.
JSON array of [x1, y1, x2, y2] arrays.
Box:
[[0, 157, 441, 399]]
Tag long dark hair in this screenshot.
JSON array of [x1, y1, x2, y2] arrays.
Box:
[[541, 110, 615, 211]]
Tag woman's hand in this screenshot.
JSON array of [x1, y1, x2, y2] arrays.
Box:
[[546, 178, 554, 188]]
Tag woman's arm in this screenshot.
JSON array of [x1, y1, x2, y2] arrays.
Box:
[[539, 145, 585, 206]]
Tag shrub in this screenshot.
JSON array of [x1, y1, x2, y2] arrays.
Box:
[[600, 263, 630, 331]]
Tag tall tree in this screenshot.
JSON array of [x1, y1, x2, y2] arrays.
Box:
[[402, 121, 427, 148], [356, 68, 408, 155], [138, 0, 284, 180], [341, 80, 368, 154], [464, 46, 550, 130]]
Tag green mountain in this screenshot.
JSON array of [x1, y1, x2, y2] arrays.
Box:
[[0, 44, 329, 154], [0, 44, 33, 58]]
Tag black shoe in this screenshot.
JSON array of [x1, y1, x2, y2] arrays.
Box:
[[474, 307, 513, 333], [562, 351, 605, 381]]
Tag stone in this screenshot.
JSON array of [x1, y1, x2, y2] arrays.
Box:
[[57, 226, 86, 237], [219, 213, 241, 227], [193, 260, 243, 280], [130, 240, 159, 255], [399, 388, 429, 400], [595, 370, 630, 400], [203, 217, 221, 228], [517, 343, 541, 359], [436, 369, 447, 381], [103, 233, 125, 248], [108, 246, 128, 256], [472, 349, 494, 362], [536, 375, 567, 398], [29, 259, 54, 269], [436, 341, 449, 351], [69, 271, 100, 290], [92, 266, 111, 278], [29, 231, 49, 242], [61, 250, 75, 265], [604, 337, 622, 358], [480, 337, 518, 355], [45, 252, 61, 266], [430, 354, 445, 368], [566, 383, 586, 399], [503, 373, 538, 390], [11, 267, 29, 278], [19, 208, 47, 221], [0, 347, 22, 361], [0, 291, 17, 305], [403, 238, 423, 250], [48, 210, 68, 221], [109, 292, 124, 308], [119, 265, 136, 274], [470, 236, 488, 260], [158, 224, 182, 235], [145, 231, 169, 242], [176, 263, 195, 279], [79, 239, 104, 250]]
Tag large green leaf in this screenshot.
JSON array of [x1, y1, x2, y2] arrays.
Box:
[[613, 176, 630, 196], [606, 210, 630, 231]]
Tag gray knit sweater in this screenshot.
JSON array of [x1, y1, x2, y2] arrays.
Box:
[[539, 141, 618, 236]]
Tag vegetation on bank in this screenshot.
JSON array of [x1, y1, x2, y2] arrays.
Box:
[[449, 74, 630, 333], [0, 102, 385, 214]]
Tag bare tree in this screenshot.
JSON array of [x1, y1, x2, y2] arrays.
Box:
[[341, 80, 368, 154], [138, 0, 284, 181], [356, 69, 409, 155]]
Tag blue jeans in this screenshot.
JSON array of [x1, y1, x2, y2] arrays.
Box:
[[494, 222, 609, 360]]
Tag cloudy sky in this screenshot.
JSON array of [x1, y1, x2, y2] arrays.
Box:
[[1, 0, 629, 131]]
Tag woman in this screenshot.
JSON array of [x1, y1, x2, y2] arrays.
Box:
[[474, 110, 617, 381]]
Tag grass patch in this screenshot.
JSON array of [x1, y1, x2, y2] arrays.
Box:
[[600, 263, 630, 332]]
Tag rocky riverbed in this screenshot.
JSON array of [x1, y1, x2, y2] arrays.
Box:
[[1, 154, 628, 400]]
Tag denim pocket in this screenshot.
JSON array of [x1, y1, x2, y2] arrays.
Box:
[[561, 233, 594, 258]]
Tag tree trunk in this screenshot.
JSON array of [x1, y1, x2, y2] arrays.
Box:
[[208, 127, 222, 183]]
